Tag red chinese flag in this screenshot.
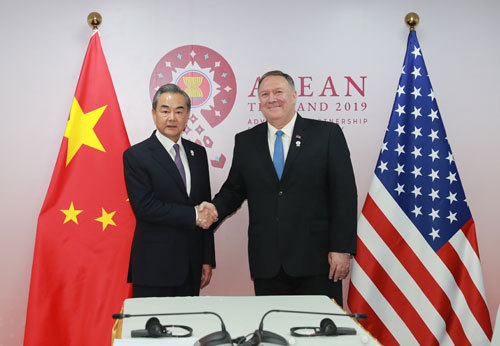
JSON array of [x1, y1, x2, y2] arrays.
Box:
[[24, 32, 135, 345]]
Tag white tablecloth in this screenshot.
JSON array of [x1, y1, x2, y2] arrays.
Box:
[[115, 295, 379, 345]]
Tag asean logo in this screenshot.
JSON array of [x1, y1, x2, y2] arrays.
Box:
[[150, 45, 237, 169]]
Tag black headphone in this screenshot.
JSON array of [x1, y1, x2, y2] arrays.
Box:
[[290, 318, 337, 337], [131, 317, 193, 338]]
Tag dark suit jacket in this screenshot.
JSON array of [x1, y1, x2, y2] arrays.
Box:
[[213, 114, 357, 279], [123, 131, 215, 287]]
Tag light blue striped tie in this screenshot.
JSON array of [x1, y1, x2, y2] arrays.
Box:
[[273, 130, 284, 180]]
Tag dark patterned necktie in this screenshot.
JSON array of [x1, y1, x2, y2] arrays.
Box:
[[173, 143, 186, 187]]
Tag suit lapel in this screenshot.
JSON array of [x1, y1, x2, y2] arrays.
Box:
[[254, 123, 280, 183], [182, 139, 197, 200], [282, 114, 306, 181], [147, 132, 188, 198]]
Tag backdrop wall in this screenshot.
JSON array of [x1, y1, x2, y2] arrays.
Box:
[[1, 1, 499, 345]]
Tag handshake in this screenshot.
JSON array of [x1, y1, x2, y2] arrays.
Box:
[[195, 202, 218, 230]]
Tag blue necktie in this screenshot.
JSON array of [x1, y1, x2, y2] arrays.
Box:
[[273, 130, 284, 180]]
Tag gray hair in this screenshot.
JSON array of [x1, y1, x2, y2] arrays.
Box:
[[258, 70, 295, 91], [152, 84, 191, 111]]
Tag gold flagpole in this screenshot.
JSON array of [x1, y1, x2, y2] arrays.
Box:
[[87, 12, 102, 30], [405, 12, 420, 31]]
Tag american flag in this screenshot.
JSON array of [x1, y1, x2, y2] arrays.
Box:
[[347, 30, 492, 345]]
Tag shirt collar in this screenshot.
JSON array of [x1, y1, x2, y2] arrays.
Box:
[[267, 112, 297, 138], [155, 130, 182, 153]]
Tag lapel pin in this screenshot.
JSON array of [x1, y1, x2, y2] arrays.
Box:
[[190, 150, 195, 157], [296, 135, 302, 139], [296, 140, 301, 147]]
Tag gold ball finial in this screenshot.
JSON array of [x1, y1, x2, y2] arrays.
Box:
[[87, 12, 102, 30], [405, 12, 419, 31]]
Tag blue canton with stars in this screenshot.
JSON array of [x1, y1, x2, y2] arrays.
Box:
[[375, 31, 471, 252]]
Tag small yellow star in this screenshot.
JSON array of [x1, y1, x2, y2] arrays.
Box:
[[64, 97, 107, 166], [60, 202, 83, 224], [95, 208, 117, 231]]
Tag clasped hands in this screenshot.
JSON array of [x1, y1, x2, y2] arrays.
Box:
[[195, 202, 218, 229]]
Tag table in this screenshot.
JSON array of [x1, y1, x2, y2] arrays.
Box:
[[114, 295, 379, 345]]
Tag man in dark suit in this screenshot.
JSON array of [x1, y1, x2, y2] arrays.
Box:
[[123, 84, 216, 297], [201, 71, 357, 305]]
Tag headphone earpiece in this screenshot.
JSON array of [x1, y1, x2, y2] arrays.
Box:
[[319, 318, 337, 336], [146, 317, 164, 337]]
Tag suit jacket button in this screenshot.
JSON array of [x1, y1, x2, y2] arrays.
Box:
[[278, 191, 283, 196]]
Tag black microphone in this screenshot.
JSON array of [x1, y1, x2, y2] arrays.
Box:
[[244, 309, 368, 345], [258, 309, 367, 332], [112, 311, 232, 346]]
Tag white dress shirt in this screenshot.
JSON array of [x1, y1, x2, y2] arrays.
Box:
[[155, 131, 192, 196], [267, 113, 297, 161]]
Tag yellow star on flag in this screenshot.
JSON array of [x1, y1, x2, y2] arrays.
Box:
[[64, 97, 107, 166], [95, 208, 117, 231], [60, 202, 83, 224]]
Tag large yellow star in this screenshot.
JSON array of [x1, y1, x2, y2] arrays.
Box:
[[95, 208, 116, 231], [60, 202, 83, 224], [64, 97, 107, 166]]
